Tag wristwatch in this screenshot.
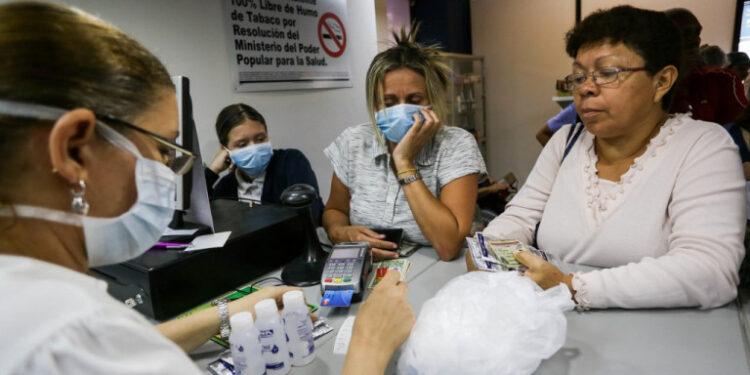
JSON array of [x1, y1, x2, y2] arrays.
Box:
[[398, 171, 422, 185], [213, 299, 230, 340]]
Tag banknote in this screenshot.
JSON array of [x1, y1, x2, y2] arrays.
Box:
[[468, 234, 551, 272], [466, 237, 498, 271], [367, 259, 412, 289], [487, 239, 526, 271]]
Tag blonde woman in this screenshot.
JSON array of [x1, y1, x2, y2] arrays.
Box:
[[323, 27, 486, 261]]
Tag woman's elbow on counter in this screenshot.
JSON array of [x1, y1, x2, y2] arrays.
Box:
[[433, 240, 464, 261], [701, 285, 738, 309]]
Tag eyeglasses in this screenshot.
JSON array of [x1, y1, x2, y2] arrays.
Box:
[[564, 67, 647, 90], [97, 114, 196, 175]]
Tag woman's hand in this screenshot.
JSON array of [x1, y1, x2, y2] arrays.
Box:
[[487, 180, 509, 194], [353, 270, 415, 350], [489, 181, 510, 193], [391, 108, 442, 170], [343, 270, 415, 374], [514, 250, 575, 293], [208, 148, 233, 174], [329, 225, 399, 261]]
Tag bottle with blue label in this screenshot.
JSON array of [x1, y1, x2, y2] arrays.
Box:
[[254, 298, 291, 375], [229, 312, 266, 375], [281, 290, 316, 366]]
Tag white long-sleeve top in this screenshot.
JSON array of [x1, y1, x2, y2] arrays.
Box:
[[0, 255, 201, 375], [483, 114, 745, 309]]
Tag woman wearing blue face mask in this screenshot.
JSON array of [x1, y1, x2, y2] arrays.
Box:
[[323, 26, 487, 261], [205, 103, 324, 224]]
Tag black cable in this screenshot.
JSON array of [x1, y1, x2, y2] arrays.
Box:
[[248, 276, 284, 291]]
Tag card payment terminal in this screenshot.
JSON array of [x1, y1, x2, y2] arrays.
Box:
[[320, 242, 372, 304]]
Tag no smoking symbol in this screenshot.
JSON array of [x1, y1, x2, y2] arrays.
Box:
[[317, 12, 346, 58]]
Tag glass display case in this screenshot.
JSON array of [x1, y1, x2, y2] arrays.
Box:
[[441, 53, 487, 164]]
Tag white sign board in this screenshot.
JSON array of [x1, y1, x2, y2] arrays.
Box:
[[224, 0, 352, 92]]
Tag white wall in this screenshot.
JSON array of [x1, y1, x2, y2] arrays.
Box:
[[583, 1, 736, 52], [471, 0, 575, 183], [472, 0, 738, 184], [4, 0, 379, 200]]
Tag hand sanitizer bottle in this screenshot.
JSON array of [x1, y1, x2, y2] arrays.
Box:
[[254, 299, 291, 375], [229, 312, 266, 375], [281, 290, 316, 366]]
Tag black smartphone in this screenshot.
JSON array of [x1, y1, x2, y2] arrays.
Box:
[[371, 228, 404, 250]]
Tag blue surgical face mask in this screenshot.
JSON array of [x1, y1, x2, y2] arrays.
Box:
[[228, 142, 274, 179], [0, 100, 177, 267], [375, 104, 427, 143]]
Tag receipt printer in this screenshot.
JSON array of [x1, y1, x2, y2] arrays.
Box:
[[320, 242, 372, 306]]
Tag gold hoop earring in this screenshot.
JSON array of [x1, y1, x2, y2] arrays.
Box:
[[71, 180, 89, 215]]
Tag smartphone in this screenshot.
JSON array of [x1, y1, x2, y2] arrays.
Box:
[[371, 228, 404, 250]]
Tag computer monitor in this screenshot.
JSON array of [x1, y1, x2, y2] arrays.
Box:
[[171, 76, 192, 212], [170, 76, 214, 232]]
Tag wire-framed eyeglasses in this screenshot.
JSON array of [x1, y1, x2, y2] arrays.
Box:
[[564, 67, 647, 90], [97, 114, 196, 175]]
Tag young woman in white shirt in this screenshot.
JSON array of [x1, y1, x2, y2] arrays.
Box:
[[481, 5, 745, 310]]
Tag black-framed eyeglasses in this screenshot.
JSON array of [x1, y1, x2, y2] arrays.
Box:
[[97, 114, 196, 175], [564, 67, 647, 90]]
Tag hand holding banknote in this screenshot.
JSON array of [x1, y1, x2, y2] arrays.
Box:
[[368, 259, 412, 289], [514, 250, 575, 294], [343, 270, 415, 375]]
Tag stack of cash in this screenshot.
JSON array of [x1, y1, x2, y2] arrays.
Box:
[[367, 259, 412, 289], [466, 233, 548, 272]]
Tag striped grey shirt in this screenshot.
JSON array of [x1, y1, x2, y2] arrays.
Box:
[[324, 123, 486, 245]]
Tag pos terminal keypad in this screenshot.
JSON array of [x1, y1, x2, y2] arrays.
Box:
[[320, 242, 372, 301]]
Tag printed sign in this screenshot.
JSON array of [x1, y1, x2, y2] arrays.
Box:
[[318, 12, 346, 57], [224, 0, 351, 92]]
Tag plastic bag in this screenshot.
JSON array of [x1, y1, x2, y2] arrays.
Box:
[[397, 271, 575, 375]]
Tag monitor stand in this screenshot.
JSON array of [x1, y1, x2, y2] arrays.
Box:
[[162, 210, 211, 243], [281, 249, 328, 287]]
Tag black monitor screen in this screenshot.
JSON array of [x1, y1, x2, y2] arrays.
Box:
[[171, 76, 194, 212]]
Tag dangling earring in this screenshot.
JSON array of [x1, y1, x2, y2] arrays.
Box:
[[71, 180, 89, 215]]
